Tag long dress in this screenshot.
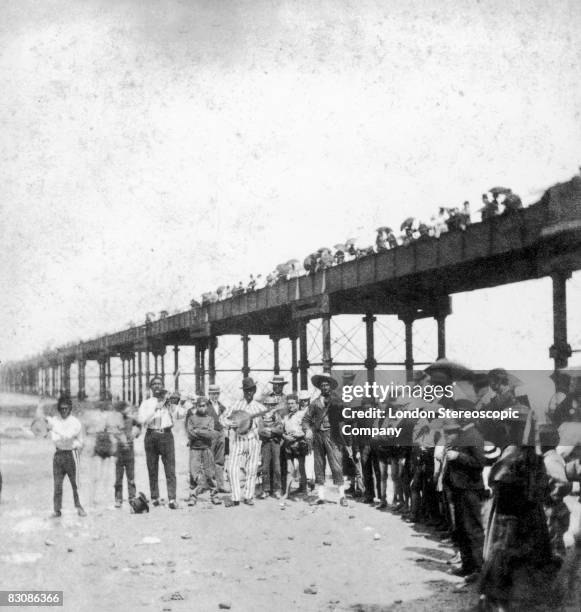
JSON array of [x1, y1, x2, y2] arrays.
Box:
[[480, 444, 552, 608]]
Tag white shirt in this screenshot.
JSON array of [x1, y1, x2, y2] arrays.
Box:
[[47, 414, 83, 450], [138, 395, 175, 429], [283, 409, 306, 436]]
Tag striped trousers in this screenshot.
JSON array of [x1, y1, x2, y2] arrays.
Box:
[[53, 449, 81, 512], [228, 436, 261, 502]]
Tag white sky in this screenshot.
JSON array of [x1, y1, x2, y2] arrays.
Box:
[[1, 0, 580, 367]]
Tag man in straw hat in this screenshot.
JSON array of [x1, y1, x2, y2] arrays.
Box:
[[221, 377, 265, 507], [263, 374, 289, 490], [207, 384, 228, 492], [302, 374, 349, 506]]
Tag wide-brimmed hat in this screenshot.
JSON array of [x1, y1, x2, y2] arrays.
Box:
[[241, 377, 257, 391], [269, 375, 288, 386], [311, 374, 338, 390]]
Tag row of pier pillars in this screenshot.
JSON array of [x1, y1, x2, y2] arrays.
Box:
[[0, 272, 574, 402]]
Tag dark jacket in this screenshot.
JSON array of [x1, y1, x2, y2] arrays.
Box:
[[302, 392, 347, 446], [444, 424, 485, 491], [186, 410, 218, 450]]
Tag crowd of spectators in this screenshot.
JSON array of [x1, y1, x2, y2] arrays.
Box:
[[180, 187, 523, 310]]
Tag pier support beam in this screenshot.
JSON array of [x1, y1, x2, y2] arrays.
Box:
[[131, 353, 136, 404], [97, 354, 108, 401], [550, 271, 572, 370], [208, 337, 217, 386], [436, 316, 447, 360], [173, 345, 180, 393], [271, 335, 281, 375], [51, 366, 57, 398], [298, 321, 309, 390], [121, 356, 127, 401], [199, 342, 206, 396], [241, 333, 250, 379], [137, 350, 143, 404], [290, 332, 298, 393], [61, 359, 72, 396], [77, 359, 86, 400], [364, 314, 377, 385], [321, 315, 332, 374], [399, 313, 415, 382]]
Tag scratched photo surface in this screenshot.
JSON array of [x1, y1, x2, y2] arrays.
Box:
[[1, 1, 581, 611]]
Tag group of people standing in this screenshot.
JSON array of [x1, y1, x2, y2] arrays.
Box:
[[45, 364, 580, 610]]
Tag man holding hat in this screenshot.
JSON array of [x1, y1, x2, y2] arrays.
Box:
[[138, 376, 178, 509], [47, 394, 86, 517], [207, 384, 228, 492], [221, 377, 265, 507], [302, 374, 349, 506]]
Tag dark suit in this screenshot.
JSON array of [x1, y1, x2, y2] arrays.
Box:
[[444, 424, 485, 573]]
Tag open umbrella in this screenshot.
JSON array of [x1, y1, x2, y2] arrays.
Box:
[[317, 246, 331, 254], [488, 187, 512, 196], [345, 238, 357, 245], [333, 243, 347, 252], [424, 358, 473, 381], [286, 259, 301, 269], [400, 217, 416, 231], [276, 262, 292, 275]]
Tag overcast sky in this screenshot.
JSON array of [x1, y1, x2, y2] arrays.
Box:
[[1, 0, 580, 368]]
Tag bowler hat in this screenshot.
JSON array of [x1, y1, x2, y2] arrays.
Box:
[[241, 377, 257, 391], [311, 374, 338, 390], [129, 492, 150, 514]]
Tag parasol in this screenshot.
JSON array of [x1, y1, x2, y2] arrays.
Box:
[[345, 238, 357, 245], [333, 243, 347, 252], [488, 187, 512, 196], [286, 259, 301, 269], [276, 262, 292, 275], [424, 358, 473, 381], [400, 217, 416, 231]]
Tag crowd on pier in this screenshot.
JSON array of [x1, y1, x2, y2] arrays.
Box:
[[39, 358, 581, 611], [182, 187, 523, 308]]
